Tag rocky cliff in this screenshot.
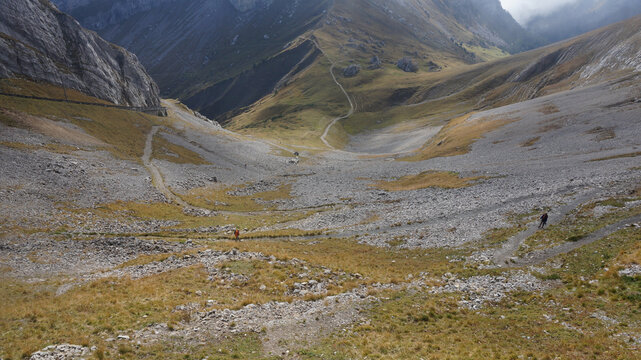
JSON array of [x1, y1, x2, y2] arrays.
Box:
[[0, 0, 160, 107]]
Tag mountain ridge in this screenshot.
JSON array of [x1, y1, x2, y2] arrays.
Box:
[[51, 0, 536, 121]]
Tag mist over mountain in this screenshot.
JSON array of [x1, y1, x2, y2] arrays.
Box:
[[524, 0, 641, 44]]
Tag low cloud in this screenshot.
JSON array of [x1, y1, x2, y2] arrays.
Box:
[[500, 0, 579, 24]]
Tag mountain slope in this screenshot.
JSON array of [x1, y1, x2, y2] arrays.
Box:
[[0, 0, 160, 107], [53, 0, 332, 100], [51, 0, 535, 122], [228, 14, 641, 149]]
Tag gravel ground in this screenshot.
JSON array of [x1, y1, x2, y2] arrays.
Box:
[[1, 75, 641, 358]]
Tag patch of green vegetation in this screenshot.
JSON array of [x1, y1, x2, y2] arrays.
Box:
[[300, 287, 633, 359], [0, 141, 78, 154], [228, 58, 349, 149], [89, 200, 317, 232], [0, 78, 111, 104], [401, 113, 518, 161], [372, 170, 486, 191], [180, 183, 294, 212], [0, 94, 168, 162], [132, 334, 268, 360], [465, 208, 541, 252], [462, 44, 510, 62], [517, 198, 641, 257], [211, 237, 466, 284]]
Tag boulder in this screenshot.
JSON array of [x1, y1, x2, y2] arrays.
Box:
[[427, 61, 442, 72], [368, 55, 382, 70], [343, 64, 361, 77], [397, 57, 419, 72]]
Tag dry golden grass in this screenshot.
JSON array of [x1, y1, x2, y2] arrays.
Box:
[[180, 183, 293, 212], [0, 94, 166, 163], [237, 228, 324, 239], [0, 78, 111, 104], [520, 136, 541, 147], [589, 151, 641, 162], [92, 200, 315, 231], [0, 108, 107, 148], [372, 171, 484, 191], [211, 237, 464, 284], [0, 261, 333, 359], [0, 141, 78, 154], [538, 103, 561, 115], [586, 126, 616, 142], [402, 113, 517, 161]]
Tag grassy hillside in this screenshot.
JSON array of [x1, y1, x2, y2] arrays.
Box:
[[228, 14, 641, 150]]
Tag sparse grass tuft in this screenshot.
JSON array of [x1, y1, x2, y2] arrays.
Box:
[[538, 103, 560, 115], [589, 151, 641, 162], [520, 136, 541, 147], [586, 127, 616, 142]]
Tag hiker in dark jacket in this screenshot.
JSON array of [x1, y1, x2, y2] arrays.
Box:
[[539, 213, 549, 229]]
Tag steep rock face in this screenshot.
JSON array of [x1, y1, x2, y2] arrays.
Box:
[[54, 0, 331, 104], [0, 0, 160, 107]]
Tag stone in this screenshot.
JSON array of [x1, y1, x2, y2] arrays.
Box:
[[30, 344, 89, 360], [368, 55, 382, 70], [343, 64, 361, 77], [397, 57, 419, 72]]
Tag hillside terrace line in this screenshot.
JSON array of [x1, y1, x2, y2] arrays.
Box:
[[0, 91, 168, 117]]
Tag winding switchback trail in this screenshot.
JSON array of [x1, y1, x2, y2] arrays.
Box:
[[493, 190, 604, 266], [317, 56, 356, 150], [509, 214, 641, 267]]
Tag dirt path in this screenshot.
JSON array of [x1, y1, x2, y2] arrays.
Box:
[[510, 214, 641, 267], [493, 191, 604, 266], [320, 63, 356, 150], [143, 126, 205, 210]]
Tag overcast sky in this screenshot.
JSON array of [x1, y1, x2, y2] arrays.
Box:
[[500, 0, 579, 24]]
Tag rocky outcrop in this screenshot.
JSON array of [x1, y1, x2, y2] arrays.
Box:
[[0, 0, 160, 107], [397, 57, 418, 72], [368, 56, 382, 70], [343, 64, 361, 77], [426, 61, 442, 72]]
